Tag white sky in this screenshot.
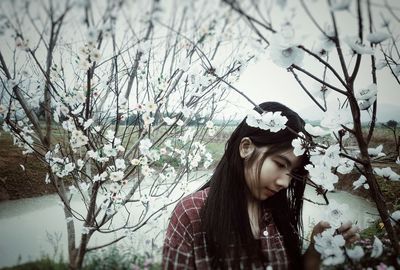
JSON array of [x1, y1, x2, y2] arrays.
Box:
[[218, 1, 400, 121]]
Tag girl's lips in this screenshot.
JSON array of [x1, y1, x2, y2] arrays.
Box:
[[264, 187, 278, 195]]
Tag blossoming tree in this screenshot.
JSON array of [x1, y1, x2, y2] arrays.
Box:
[[219, 0, 400, 267], [0, 0, 256, 268]]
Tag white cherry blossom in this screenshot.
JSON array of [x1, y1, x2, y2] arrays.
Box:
[[305, 123, 330, 137], [330, 0, 352, 11], [163, 117, 176, 125], [374, 167, 400, 181], [322, 200, 349, 229], [314, 228, 346, 266], [390, 210, 400, 226], [346, 246, 365, 261], [258, 111, 288, 132], [367, 31, 390, 44], [139, 138, 152, 155], [355, 84, 377, 101], [368, 144, 385, 157], [370, 236, 383, 258], [353, 175, 369, 190], [306, 164, 338, 191], [344, 36, 374, 55], [109, 171, 124, 182]]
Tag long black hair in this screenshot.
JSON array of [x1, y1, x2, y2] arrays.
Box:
[[200, 101, 310, 269]]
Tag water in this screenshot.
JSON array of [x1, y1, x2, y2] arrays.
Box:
[[0, 182, 378, 268]]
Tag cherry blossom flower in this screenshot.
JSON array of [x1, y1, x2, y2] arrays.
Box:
[[145, 102, 157, 114], [139, 138, 152, 155], [314, 228, 346, 265], [370, 236, 383, 258], [15, 36, 30, 51], [390, 210, 400, 226], [163, 117, 176, 125], [305, 123, 330, 137], [291, 132, 308, 156], [130, 158, 140, 166], [109, 183, 120, 193], [353, 175, 369, 190], [269, 33, 304, 68], [355, 83, 378, 110], [93, 172, 107, 182], [355, 84, 377, 100], [246, 111, 288, 133], [368, 144, 385, 157], [115, 159, 126, 170], [346, 246, 365, 261], [337, 158, 354, 174], [322, 200, 349, 229], [344, 36, 374, 55], [358, 96, 377, 110], [109, 171, 124, 182], [321, 109, 351, 130], [321, 144, 341, 168], [268, 24, 305, 68], [103, 144, 117, 157], [313, 25, 336, 55], [70, 130, 89, 150], [330, 0, 352, 11], [374, 167, 400, 181], [306, 164, 338, 191], [83, 119, 93, 130], [205, 120, 214, 129], [367, 31, 390, 44]]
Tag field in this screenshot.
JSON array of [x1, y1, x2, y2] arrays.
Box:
[[0, 124, 399, 202]]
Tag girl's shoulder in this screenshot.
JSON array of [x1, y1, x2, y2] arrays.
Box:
[[172, 187, 210, 222]]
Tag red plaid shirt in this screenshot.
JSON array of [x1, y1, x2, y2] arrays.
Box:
[[162, 188, 290, 269]]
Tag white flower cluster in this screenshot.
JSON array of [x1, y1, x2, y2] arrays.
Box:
[[355, 84, 377, 110], [306, 144, 343, 191], [187, 142, 209, 170], [86, 130, 125, 163], [45, 146, 76, 178], [158, 164, 177, 183], [269, 25, 304, 68], [353, 175, 369, 190], [70, 129, 89, 151], [314, 228, 346, 265], [322, 200, 349, 229], [11, 121, 34, 155], [374, 167, 400, 181], [246, 110, 288, 133]]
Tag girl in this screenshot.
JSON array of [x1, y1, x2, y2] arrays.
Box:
[[162, 102, 359, 269]]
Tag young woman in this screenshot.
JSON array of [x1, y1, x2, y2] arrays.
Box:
[[162, 102, 359, 269]]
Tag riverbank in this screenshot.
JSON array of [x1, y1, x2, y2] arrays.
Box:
[[1, 130, 399, 211], [0, 135, 56, 201]]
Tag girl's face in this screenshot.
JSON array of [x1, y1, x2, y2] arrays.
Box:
[[243, 145, 302, 201]]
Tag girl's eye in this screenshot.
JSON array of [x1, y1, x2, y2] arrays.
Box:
[[275, 161, 286, 169]]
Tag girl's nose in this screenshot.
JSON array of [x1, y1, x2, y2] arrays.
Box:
[[276, 173, 291, 189]]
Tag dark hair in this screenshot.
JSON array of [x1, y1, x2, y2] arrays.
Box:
[[200, 101, 310, 269]]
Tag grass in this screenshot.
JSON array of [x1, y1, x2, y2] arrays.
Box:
[[0, 248, 161, 270]]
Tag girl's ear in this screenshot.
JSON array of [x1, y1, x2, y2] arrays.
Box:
[[239, 137, 255, 159]]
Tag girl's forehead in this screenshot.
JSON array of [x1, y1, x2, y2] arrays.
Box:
[[259, 147, 302, 168]]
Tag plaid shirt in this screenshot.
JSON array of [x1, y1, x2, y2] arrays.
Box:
[[162, 188, 290, 269]]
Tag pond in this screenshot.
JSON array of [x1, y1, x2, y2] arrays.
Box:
[[0, 177, 378, 268]]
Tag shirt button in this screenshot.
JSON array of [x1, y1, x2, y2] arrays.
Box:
[[263, 230, 269, 237]]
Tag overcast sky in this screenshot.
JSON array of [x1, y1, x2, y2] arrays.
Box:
[[219, 1, 400, 122]]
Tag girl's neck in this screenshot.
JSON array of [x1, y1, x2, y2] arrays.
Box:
[[247, 200, 261, 238]]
